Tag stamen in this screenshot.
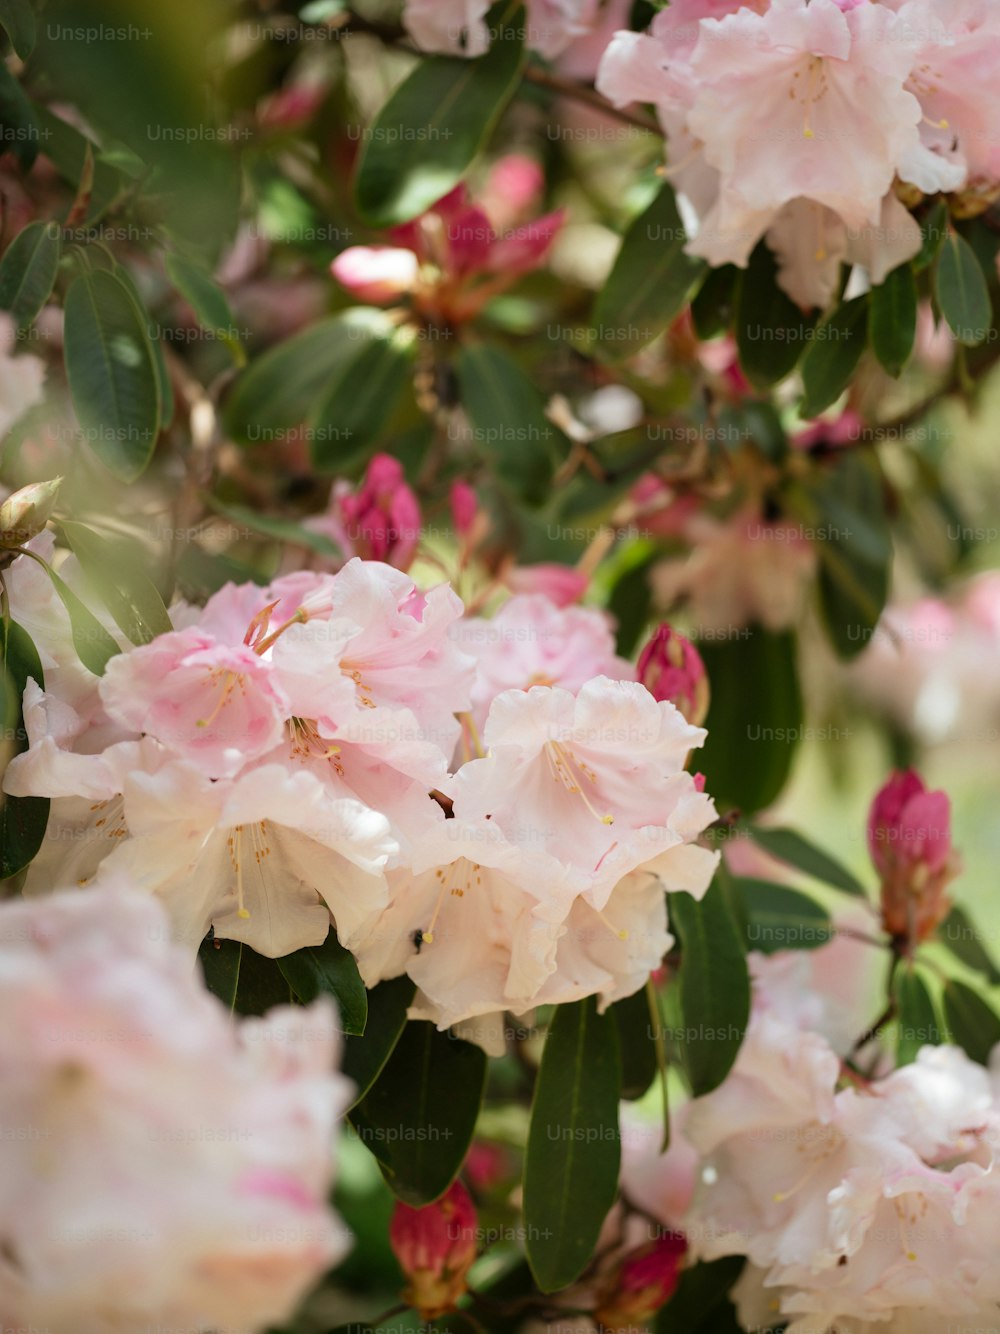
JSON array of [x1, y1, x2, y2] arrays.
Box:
[[196, 669, 243, 729], [545, 741, 614, 825]]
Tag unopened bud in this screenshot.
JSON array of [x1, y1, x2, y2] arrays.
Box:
[[0, 478, 61, 556], [867, 769, 958, 943], [637, 624, 709, 727], [388, 1180, 477, 1319], [593, 1231, 687, 1331]]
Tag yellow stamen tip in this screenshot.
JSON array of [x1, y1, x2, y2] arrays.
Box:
[[773, 1192, 787, 1203], [907, 1251, 917, 1261], [617, 930, 629, 942], [803, 128, 814, 139], [939, 119, 949, 129], [422, 931, 434, 944], [237, 908, 251, 920], [601, 814, 615, 826], [815, 249, 827, 261]]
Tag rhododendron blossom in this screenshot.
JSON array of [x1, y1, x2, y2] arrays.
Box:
[[0, 886, 350, 1334]]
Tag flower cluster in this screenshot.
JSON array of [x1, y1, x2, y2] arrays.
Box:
[[0, 885, 350, 1334], [2, 544, 718, 1053], [403, 0, 620, 61], [597, 0, 1000, 308], [683, 953, 1000, 1333]]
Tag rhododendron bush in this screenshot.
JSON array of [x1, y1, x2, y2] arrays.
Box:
[[2, 0, 1000, 1330]]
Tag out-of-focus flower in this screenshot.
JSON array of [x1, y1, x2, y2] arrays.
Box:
[[592, 1232, 688, 1331], [306, 452, 421, 571], [504, 563, 588, 607], [330, 245, 419, 306], [637, 623, 710, 726], [0, 885, 351, 1334], [403, 0, 611, 60], [867, 768, 958, 942], [389, 1181, 478, 1319], [450, 480, 479, 539]]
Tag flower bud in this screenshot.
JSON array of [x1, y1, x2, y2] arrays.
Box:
[[637, 624, 709, 726], [337, 453, 420, 571], [330, 245, 418, 305], [389, 1180, 478, 1319], [868, 769, 958, 942], [0, 477, 61, 551], [593, 1232, 687, 1331]]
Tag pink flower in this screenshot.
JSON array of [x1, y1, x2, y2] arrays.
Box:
[[867, 769, 957, 941], [403, 0, 609, 60], [307, 453, 421, 571], [450, 480, 479, 538], [389, 1181, 478, 1319], [0, 885, 351, 1334], [504, 563, 588, 607], [637, 624, 710, 726], [593, 1232, 688, 1329], [330, 245, 419, 304]]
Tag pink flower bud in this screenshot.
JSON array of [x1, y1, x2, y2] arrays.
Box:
[[593, 1231, 687, 1331], [868, 770, 957, 942], [450, 481, 479, 538], [489, 209, 566, 276], [337, 453, 421, 570], [330, 246, 418, 304], [481, 153, 545, 228], [637, 625, 710, 727], [389, 1180, 478, 1319], [505, 563, 588, 607]]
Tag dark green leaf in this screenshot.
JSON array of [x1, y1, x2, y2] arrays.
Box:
[[736, 242, 816, 390], [59, 520, 172, 646], [892, 965, 942, 1066], [0, 61, 38, 168], [165, 251, 245, 366], [610, 987, 658, 1101], [0, 221, 61, 332], [800, 294, 869, 417], [690, 264, 739, 341], [869, 262, 917, 378], [354, 3, 525, 226], [342, 976, 416, 1109], [198, 937, 292, 1016], [671, 881, 749, 1095], [746, 824, 867, 897], [914, 199, 948, 272], [277, 927, 367, 1036], [454, 343, 559, 505], [350, 1021, 486, 1204], [592, 183, 706, 360], [63, 269, 160, 481], [942, 979, 1000, 1065], [0, 0, 37, 59], [939, 904, 1000, 985], [308, 331, 414, 471], [524, 997, 621, 1292], [935, 229, 993, 346], [738, 878, 833, 954], [696, 626, 802, 814], [0, 619, 49, 878], [223, 310, 394, 446], [655, 1256, 744, 1333], [110, 263, 174, 433]]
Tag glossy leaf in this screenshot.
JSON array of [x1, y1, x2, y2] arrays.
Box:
[[746, 824, 867, 897], [165, 251, 245, 365], [350, 1021, 486, 1205], [736, 242, 815, 390], [738, 878, 833, 954], [610, 987, 658, 1101], [277, 927, 367, 1036], [655, 1256, 745, 1333], [939, 904, 1000, 985], [308, 331, 414, 471], [935, 228, 993, 346], [63, 269, 160, 481], [892, 965, 942, 1067], [59, 520, 172, 646], [198, 937, 292, 1016], [869, 262, 917, 378], [0, 221, 61, 332], [0, 619, 49, 878], [0, 0, 37, 59], [0, 61, 38, 168], [592, 183, 706, 360], [42, 565, 120, 675], [670, 880, 750, 1096], [342, 976, 416, 1109], [524, 997, 621, 1292], [942, 979, 1000, 1066], [354, 3, 525, 226], [800, 294, 869, 417]]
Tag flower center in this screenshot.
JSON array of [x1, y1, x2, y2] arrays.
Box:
[[544, 741, 614, 825], [227, 821, 272, 919], [196, 668, 247, 729], [422, 859, 482, 944]]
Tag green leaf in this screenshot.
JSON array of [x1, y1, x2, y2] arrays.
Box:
[[655, 1256, 744, 1333], [63, 269, 160, 481], [914, 199, 948, 272], [222, 310, 394, 446], [800, 294, 869, 417], [690, 264, 739, 342], [342, 976, 415, 1109], [935, 229, 993, 346], [738, 878, 833, 954], [942, 979, 1000, 1066], [736, 242, 816, 390], [198, 937, 292, 1016], [670, 879, 750, 1096], [591, 183, 706, 360], [892, 965, 943, 1066], [746, 824, 867, 897], [610, 987, 658, 1101], [354, 2, 525, 226], [939, 904, 1000, 986], [524, 997, 621, 1292], [607, 548, 657, 657], [454, 343, 559, 505], [277, 927, 367, 1036], [110, 263, 174, 433], [165, 251, 245, 366], [350, 1021, 486, 1204], [807, 451, 892, 660], [59, 520, 172, 646], [0, 61, 38, 168], [43, 565, 120, 675], [0, 221, 61, 333], [308, 331, 414, 471], [696, 626, 802, 814], [869, 262, 917, 378], [0, 0, 37, 59], [0, 619, 50, 878], [203, 497, 342, 561]]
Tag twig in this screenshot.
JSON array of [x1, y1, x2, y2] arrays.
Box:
[[521, 64, 661, 135]]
